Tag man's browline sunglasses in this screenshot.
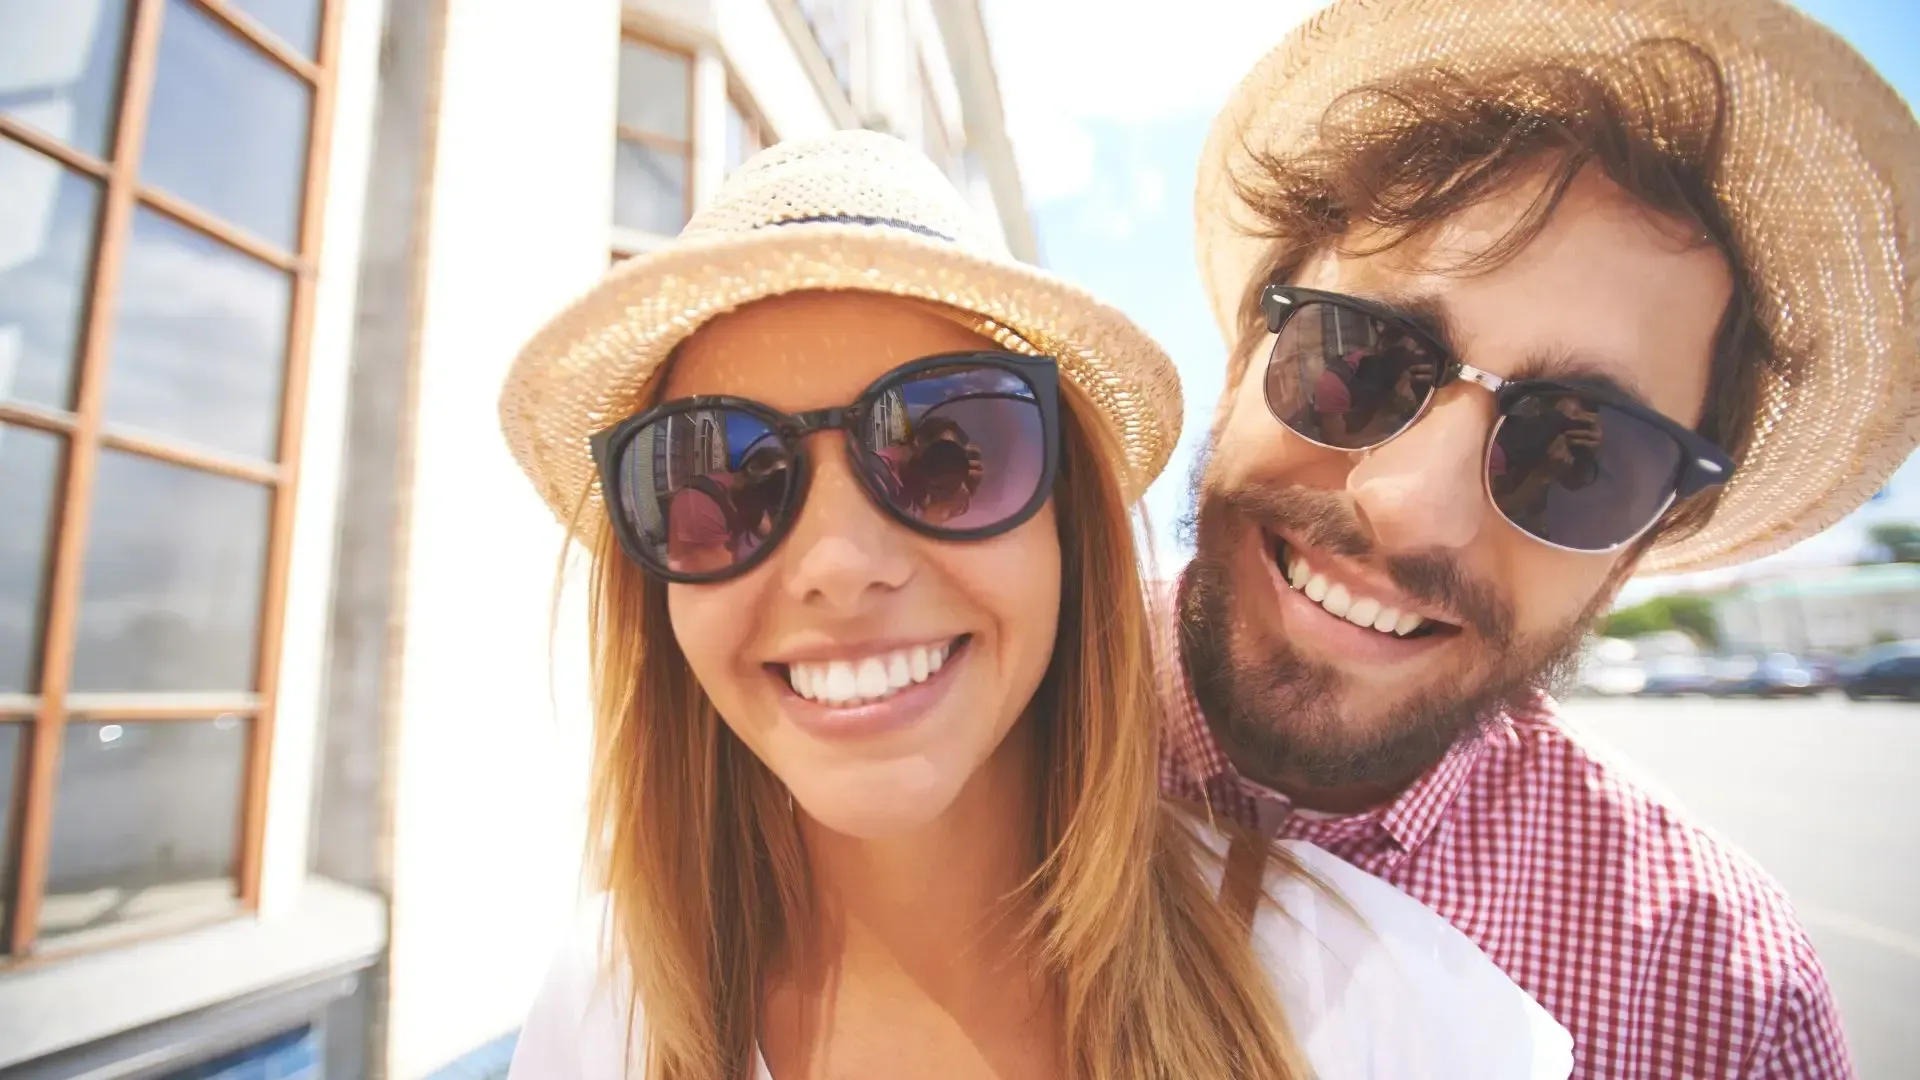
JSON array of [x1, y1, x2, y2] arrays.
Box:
[[1259, 285, 1734, 553], [591, 351, 1060, 583]]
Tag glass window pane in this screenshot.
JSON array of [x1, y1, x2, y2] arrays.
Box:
[[143, 0, 312, 250], [232, 0, 321, 58], [725, 99, 752, 175], [71, 452, 270, 694], [795, 0, 853, 96], [0, 426, 63, 695], [0, 0, 130, 158], [41, 717, 247, 947], [614, 139, 689, 236], [104, 207, 292, 460], [0, 135, 104, 411], [617, 41, 690, 142], [0, 722, 22, 951]]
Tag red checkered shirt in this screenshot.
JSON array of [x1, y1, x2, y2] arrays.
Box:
[[1153, 585, 1854, 1079]]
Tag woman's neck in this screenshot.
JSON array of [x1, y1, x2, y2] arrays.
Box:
[[763, 719, 1060, 1078]]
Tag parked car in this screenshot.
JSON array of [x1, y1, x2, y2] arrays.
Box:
[[1571, 637, 1645, 697], [1578, 659, 1648, 697], [1803, 655, 1847, 692], [1711, 652, 1822, 697], [1640, 655, 1717, 697], [1843, 644, 1920, 701]]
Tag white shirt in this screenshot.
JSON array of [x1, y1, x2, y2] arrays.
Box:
[[509, 834, 1572, 1079]]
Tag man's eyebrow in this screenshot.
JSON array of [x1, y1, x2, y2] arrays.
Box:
[[1361, 292, 1462, 360], [1358, 290, 1656, 409], [1508, 349, 1656, 409]]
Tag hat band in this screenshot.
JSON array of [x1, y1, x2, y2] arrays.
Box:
[[759, 213, 955, 242]]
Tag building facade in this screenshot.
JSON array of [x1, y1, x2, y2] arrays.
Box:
[[0, 0, 1034, 1076], [1713, 563, 1920, 656]]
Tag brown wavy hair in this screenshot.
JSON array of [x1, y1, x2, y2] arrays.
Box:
[[1226, 37, 1774, 545], [575, 344, 1310, 1079]]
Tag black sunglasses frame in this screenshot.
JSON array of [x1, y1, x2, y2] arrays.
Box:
[[1260, 284, 1736, 551], [590, 350, 1062, 583]]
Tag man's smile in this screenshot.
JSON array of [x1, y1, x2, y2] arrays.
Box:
[[1259, 528, 1464, 668]]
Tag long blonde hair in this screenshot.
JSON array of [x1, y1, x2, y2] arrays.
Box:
[[578, 360, 1310, 1079]]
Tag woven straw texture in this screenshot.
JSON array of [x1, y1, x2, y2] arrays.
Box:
[[1195, 0, 1920, 574], [499, 130, 1182, 531]]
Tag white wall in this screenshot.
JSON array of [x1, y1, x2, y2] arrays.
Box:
[[383, 2, 612, 1075], [711, 0, 840, 142]]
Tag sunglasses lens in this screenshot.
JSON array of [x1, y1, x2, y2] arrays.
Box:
[[855, 364, 1047, 532], [1265, 301, 1441, 450], [1487, 390, 1683, 551], [610, 408, 796, 576]]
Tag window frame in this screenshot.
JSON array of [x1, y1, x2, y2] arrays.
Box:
[[0, 0, 344, 963], [917, 56, 960, 183], [612, 31, 698, 251]]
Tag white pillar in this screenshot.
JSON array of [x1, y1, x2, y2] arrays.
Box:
[[692, 44, 729, 211]]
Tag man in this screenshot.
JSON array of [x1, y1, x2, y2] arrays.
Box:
[[1164, 1, 1920, 1076], [665, 445, 790, 574]]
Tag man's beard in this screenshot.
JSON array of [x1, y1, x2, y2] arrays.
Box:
[[1180, 480, 1597, 793]]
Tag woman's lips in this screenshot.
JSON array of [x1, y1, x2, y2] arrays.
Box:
[[771, 636, 970, 740]]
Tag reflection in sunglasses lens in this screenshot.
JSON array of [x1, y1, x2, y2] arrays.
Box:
[[857, 366, 1046, 531], [1266, 301, 1438, 451], [612, 408, 794, 576], [1488, 391, 1683, 551]]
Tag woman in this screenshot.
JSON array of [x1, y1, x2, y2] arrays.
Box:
[[501, 132, 1570, 1079]]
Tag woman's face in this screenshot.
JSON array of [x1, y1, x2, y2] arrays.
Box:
[[664, 292, 1062, 840]]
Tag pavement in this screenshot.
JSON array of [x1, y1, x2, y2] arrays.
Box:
[[1558, 694, 1919, 1080]]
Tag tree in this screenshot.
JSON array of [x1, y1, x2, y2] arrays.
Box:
[[1663, 594, 1722, 648], [1868, 522, 1920, 563], [1602, 594, 1722, 648]]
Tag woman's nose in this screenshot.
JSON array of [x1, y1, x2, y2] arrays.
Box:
[[777, 441, 916, 612]]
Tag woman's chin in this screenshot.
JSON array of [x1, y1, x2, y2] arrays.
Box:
[[789, 768, 965, 841]]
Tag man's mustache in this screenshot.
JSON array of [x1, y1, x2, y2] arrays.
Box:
[[1217, 484, 1514, 647]]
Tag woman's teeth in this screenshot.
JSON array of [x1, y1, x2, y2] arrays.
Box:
[[1286, 553, 1425, 636], [788, 641, 954, 706]]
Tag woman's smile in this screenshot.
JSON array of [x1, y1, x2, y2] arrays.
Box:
[[769, 634, 973, 739]]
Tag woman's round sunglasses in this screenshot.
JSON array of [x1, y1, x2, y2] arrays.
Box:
[[591, 351, 1060, 583], [1259, 285, 1735, 553]]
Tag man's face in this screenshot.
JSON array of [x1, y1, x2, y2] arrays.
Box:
[[1186, 167, 1733, 804]]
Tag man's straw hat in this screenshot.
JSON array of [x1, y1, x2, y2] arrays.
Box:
[[1195, 0, 1920, 574], [500, 130, 1181, 529]]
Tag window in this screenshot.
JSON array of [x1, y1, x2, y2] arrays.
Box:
[[794, 0, 855, 99], [918, 62, 961, 183], [724, 90, 775, 176], [0, 0, 336, 959], [614, 36, 695, 239]]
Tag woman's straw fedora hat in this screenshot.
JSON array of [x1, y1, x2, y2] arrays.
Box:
[[500, 129, 1181, 529], [1194, 0, 1920, 574]]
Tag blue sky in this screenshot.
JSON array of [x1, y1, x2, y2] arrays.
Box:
[[980, 0, 1919, 600]]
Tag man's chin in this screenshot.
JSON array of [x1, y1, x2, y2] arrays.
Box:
[[1210, 658, 1498, 793]]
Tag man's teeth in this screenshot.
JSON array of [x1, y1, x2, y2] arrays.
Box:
[[788, 641, 953, 705], [1285, 553, 1425, 637]]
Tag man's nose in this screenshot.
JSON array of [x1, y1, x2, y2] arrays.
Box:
[[1346, 388, 1492, 554], [777, 443, 914, 611]]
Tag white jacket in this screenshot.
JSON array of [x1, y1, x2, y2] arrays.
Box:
[[509, 833, 1572, 1079]]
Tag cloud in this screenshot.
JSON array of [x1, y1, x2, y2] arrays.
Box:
[[981, 0, 1324, 204]]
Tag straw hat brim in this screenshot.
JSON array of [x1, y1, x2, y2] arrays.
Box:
[[499, 221, 1183, 531], [1195, 0, 1920, 575]]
